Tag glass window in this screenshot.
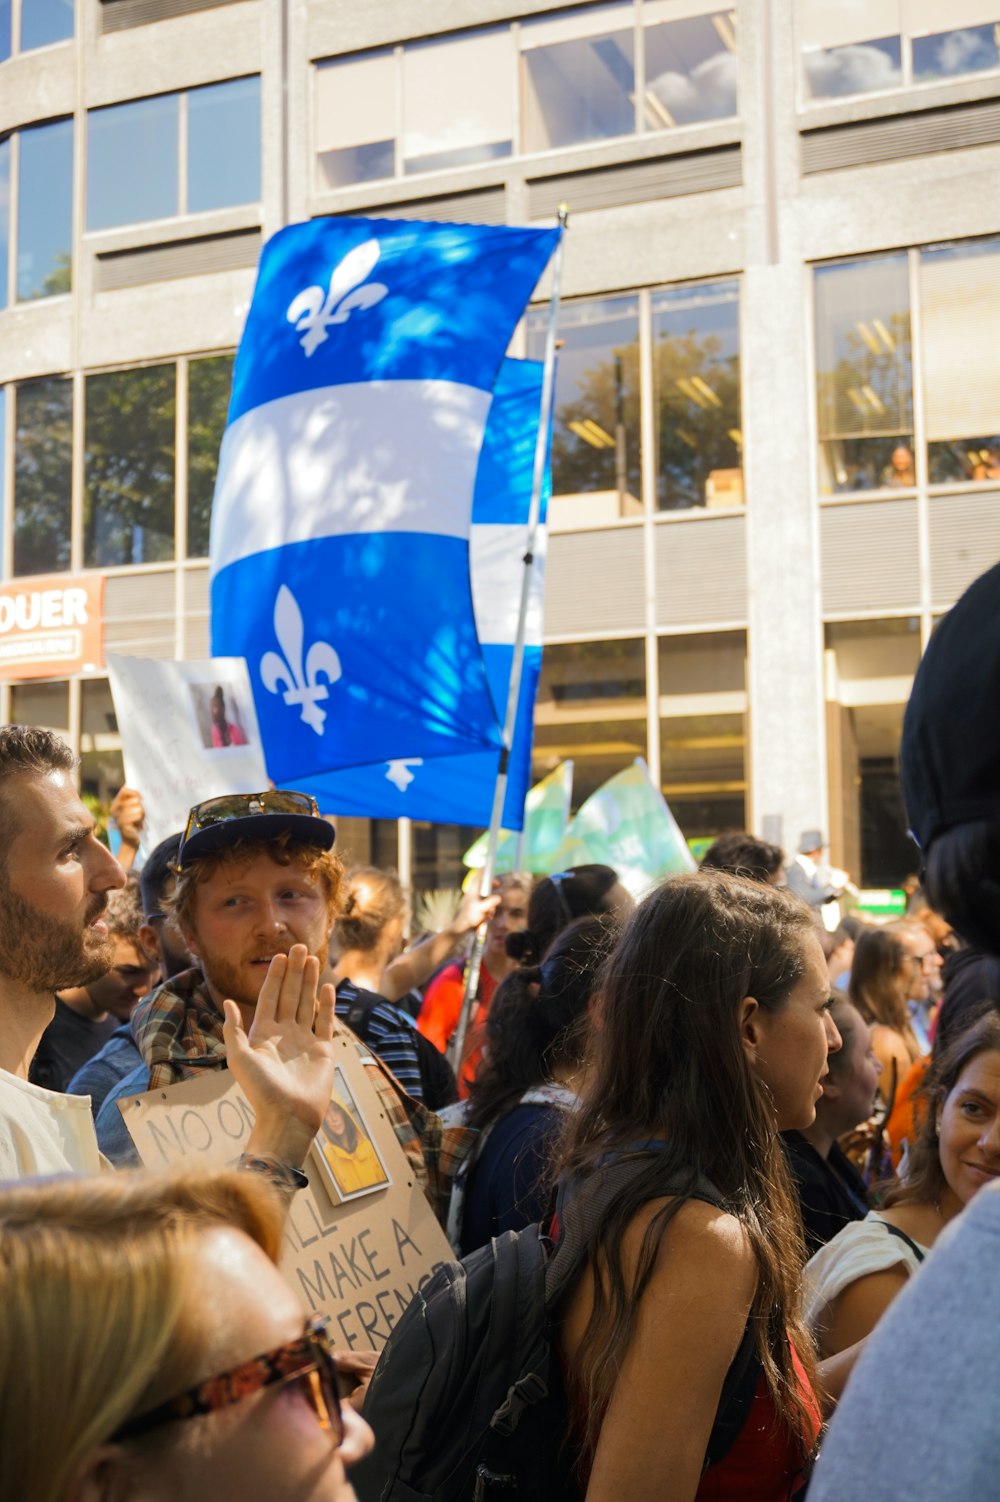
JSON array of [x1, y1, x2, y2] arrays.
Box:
[[87, 95, 179, 230], [659, 630, 747, 837], [187, 77, 261, 213], [910, 2, 1000, 79], [11, 680, 70, 734], [521, 3, 635, 153], [316, 51, 396, 190], [800, 0, 902, 98], [19, 0, 73, 50], [913, 20, 1000, 79], [84, 364, 176, 567], [13, 376, 72, 577], [0, 136, 9, 310], [825, 619, 920, 886], [402, 29, 515, 174], [17, 118, 73, 301], [920, 237, 1000, 483], [814, 254, 913, 495], [825, 617, 921, 683], [0, 385, 6, 557], [532, 638, 647, 807], [528, 294, 641, 525], [643, 3, 738, 129], [653, 278, 742, 511], [412, 823, 475, 891], [187, 353, 233, 558], [661, 711, 746, 833], [81, 678, 125, 805]]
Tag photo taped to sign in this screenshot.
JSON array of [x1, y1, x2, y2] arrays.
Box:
[[188, 679, 254, 751], [313, 1065, 391, 1203]]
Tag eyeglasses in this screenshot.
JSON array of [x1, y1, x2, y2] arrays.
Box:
[[182, 790, 320, 847], [111, 1314, 348, 1444]]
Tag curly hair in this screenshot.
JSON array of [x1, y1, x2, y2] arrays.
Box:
[[167, 830, 344, 938]]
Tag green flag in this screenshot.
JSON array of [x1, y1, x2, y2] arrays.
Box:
[[463, 761, 574, 874], [553, 758, 695, 898]]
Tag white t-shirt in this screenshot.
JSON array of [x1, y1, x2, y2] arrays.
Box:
[[803, 1210, 928, 1333], [0, 1068, 103, 1180]]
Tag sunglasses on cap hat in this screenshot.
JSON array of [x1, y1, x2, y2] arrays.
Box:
[[177, 790, 335, 870]]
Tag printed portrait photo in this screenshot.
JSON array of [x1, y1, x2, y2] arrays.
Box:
[[189, 681, 253, 752], [312, 1067, 391, 1203]]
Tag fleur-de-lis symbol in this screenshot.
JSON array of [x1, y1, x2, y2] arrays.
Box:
[[260, 585, 342, 736], [385, 759, 422, 792], [286, 239, 389, 357]]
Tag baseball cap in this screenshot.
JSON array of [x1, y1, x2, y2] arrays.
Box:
[[177, 790, 335, 871]]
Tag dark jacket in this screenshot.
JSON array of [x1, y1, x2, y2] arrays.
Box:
[[782, 1131, 870, 1257]]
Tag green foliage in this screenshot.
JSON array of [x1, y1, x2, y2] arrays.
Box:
[[83, 364, 176, 567], [187, 355, 235, 558], [13, 377, 73, 576], [40, 251, 72, 298], [81, 791, 112, 848]]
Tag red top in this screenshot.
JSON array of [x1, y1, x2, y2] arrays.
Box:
[[696, 1344, 821, 1502], [417, 961, 499, 1097]]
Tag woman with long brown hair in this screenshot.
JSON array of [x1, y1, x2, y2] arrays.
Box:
[[804, 1012, 1000, 1361], [848, 928, 921, 1095], [553, 870, 846, 1502]]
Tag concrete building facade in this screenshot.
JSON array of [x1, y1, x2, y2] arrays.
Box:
[[2, 0, 999, 888]]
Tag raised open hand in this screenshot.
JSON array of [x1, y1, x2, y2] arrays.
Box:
[[223, 943, 336, 1169]]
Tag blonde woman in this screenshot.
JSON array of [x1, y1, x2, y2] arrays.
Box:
[[0, 1169, 372, 1502]]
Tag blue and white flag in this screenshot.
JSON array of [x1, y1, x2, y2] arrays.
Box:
[[289, 355, 548, 827], [210, 216, 560, 785]]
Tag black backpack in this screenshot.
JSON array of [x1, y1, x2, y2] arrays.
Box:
[[352, 1159, 759, 1502], [338, 980, 459, 1112]]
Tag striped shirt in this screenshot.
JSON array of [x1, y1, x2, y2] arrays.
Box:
[[335, 978, 424, 1101]]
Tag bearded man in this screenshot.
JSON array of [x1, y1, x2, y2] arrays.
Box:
[[0, 727, 340, 1184], [95, 792, 434, 1204]]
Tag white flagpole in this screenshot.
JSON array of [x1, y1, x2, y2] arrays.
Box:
[[450, 206, 569, 1073]]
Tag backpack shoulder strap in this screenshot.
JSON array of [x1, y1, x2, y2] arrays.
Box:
[[336, 980, 379, 1042]]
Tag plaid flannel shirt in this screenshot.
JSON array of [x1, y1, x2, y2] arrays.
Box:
[[129, 969, 474, 1225]]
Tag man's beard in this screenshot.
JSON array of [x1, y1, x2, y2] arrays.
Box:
[[201, 943, 326, 1012], [0, 877, 112, 992]]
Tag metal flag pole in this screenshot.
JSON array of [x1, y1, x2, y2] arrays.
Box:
[[449, 205, 569, 1074]]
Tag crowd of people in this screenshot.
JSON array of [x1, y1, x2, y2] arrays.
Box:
[[1, 560, 1000, 1501]]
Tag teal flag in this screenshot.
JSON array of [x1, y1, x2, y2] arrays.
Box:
[[554, 757, 695, 897], [463, 760, 574, 875]]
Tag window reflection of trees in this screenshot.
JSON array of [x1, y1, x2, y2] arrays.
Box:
[[815, 255, 913, 494], [536, 282, 743, 513], [84, 366, 175, 567], [656, 325, 741, 510], [187, 355, 234, 558], [13, 377, 73, 577], [549, 340, 642, 506]]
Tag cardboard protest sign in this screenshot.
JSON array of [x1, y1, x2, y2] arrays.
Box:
[[106, 654, 269, 850], [121, 1032, 451, 1351]]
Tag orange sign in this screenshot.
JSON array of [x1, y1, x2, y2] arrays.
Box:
[[0, 574, 105, 681]]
